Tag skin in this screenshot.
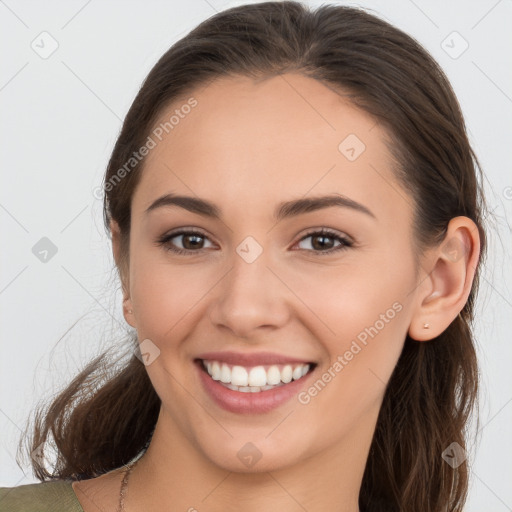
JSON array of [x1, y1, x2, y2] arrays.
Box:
[[72, 73, 480, 512]]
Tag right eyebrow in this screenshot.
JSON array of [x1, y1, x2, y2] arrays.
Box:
[[145, 192, 376, 221]]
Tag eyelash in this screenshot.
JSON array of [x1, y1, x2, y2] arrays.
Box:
[[156, 227, 353, 256]]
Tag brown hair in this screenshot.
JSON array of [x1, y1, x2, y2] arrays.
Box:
[[19, 2, 487, 511]]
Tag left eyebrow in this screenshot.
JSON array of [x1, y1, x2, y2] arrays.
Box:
[[144, 193, 376, 221]]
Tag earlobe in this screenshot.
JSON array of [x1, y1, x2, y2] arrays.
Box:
[[123, 298, 137, 328], [408, 216, 480, 342]]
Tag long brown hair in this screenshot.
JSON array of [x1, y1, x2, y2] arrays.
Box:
[[18, 2, 487, 511]]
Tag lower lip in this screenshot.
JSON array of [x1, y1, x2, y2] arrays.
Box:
[[196, 361, 315, 414]]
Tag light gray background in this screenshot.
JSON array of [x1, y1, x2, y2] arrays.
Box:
[[1, 0, 511, 510]]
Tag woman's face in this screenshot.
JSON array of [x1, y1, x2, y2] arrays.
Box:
[[122, 73, 422, 473]]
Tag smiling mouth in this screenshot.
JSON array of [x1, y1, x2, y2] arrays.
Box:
[[196, 359, 316, 393]]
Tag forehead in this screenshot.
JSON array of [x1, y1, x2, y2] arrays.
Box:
[[133, 73, 412, 225]]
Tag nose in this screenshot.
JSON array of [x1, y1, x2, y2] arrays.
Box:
[[207, 246, 290, 341]]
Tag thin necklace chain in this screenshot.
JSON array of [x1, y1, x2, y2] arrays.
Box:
[[118, 458, 139, 512], [116, 457, 362, 511]]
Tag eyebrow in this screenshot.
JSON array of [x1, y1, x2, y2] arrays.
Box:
[[145, 192, 376, 221]]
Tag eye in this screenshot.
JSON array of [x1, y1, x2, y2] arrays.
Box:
[[293, 228, 353, 255], [156, 227, 353, 256], [156, 228, 215, 255]]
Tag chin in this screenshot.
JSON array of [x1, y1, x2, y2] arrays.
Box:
[[197, 432, 307, 474]]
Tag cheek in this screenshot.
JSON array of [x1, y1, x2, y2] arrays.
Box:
[[129, 249, 217, 340], [283, 251, 413, 343], [286, 251, 414, 402], [291, 270, 412, 444]]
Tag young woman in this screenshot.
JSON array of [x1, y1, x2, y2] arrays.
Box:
[[1, 2, 487, 511]]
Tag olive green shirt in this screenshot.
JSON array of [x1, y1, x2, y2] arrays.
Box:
[[0, 480, 84, 512]]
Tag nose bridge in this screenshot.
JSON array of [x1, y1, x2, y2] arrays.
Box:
[[225, 238, 273, 307], [230, 240, 268, 293], [208, 236, 289, 336]]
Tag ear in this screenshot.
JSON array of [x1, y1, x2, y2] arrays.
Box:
[[408, 216, 481, 341], [110, 219, 136, 328]]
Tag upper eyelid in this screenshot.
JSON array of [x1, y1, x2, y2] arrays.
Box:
[[160, 227, 353, 248]]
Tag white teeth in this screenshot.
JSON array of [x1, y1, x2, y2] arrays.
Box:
[[211, 361, 221, 381], [281, 365, 292, 383], [220, 364, 231, 383], [202, 359, 313, 391], [231, 365, 249, 386], [292, 365, 303, 380], [248, 366, 267, 387], [267, 365, 281, 385]]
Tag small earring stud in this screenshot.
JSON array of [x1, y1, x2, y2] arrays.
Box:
[[423, 322, 430, 329], [128, 309, 133, 314]]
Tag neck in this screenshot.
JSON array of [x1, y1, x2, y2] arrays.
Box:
[[124, 407, 375, 512]]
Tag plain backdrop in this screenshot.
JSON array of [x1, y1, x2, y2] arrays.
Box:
[[1, 0, 511, 510]]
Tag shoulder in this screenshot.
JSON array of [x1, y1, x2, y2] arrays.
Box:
[[0, 480, 84, 512]]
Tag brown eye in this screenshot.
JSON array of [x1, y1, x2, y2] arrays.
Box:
[[156, 227, 352, 256], [178, 233, 206, 250], [295, 229, 352, 255], [156, 229, 214, 255]]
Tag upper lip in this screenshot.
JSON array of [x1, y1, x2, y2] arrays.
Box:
[[196, 351, 315, 367]]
